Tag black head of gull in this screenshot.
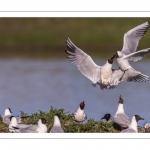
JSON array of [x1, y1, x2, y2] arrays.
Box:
[[80, 101, 85, 110], [135, 115, 144, 123], [118, 95, 124, 104], [101, 113, 111, 121]]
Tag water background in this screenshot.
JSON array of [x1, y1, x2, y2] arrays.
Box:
[[0, 58, 150, 127]]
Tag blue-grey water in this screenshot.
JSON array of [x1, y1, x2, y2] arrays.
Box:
[[0, 58, 150, 127]]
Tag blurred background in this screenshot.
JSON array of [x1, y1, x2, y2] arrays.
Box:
[[0, 18, 150, 127]]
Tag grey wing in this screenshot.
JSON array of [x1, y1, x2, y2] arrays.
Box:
[[123, 48, 150, 62], [50, 126, 64, 133], [19, 127, 38, 133], [121, 128, 136, 133], [25, 125, 38, 130], [66, 37, 101, 84], [122, 69, 149, 82], [114, 114, 131, 127], [122, 21, 149, 55], [111, 68, 149, 83], [110, 69, 124, 86], [2, 115, 11, 124], [17, 124, 32, 128]]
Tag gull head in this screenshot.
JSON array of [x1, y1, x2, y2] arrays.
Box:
[[39, 118, 47, 125], [101, 113, 111, 121], [108, 54, 116, 64], [80, 101, 85, 110], [134, 115, 144, 123], [118, 95, 124, 104]]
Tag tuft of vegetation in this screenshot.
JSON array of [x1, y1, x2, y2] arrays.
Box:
[[0, 106, 145, 133]]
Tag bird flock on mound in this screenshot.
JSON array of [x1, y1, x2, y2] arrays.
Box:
[[1, 21, 150, 133]]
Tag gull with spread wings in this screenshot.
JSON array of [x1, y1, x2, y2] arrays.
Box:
[[114, 21, 150, 82], [65, 38, 121, 90]]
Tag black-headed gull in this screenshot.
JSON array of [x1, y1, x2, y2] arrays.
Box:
[[9, 116, 32, 133], [113, 95, 131, 129], [114, 21, 150, 82], [2, 108, 29, 125], [11, 118, 47, 133], [65, 37, 119, 90], [50, 114, 64, 133], [73, 101, 87, 124], [121, 115, 144, 133], [101, 113, 113, 122]]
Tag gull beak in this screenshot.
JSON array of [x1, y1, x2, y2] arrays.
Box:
[[140, 117, 144, 120], [101, 117, 104, 120]]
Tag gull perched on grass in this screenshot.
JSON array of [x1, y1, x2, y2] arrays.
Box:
[[11, 118, 48, 133], [73, 101, 87, 124], [65, 37, 121, 90], [114, 21, 150, 82], [101, 113, 113, 123], [113, 95, 131, 130], [50, 114, 64, 133], [2, 108, 29, 125], [121, 115, 144, 133], [9, 116, 32, 133]]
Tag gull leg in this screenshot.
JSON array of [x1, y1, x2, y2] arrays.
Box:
[[119, 69, 129, 81]]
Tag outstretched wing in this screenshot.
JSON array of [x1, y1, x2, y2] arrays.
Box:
[[65, 37, 101, 84], [123, 48, 150, 62], [122, 21, 150, 55], [110, 68, 149, 84]]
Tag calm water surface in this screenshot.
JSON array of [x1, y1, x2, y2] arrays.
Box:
[[0, 58, 150, 127]]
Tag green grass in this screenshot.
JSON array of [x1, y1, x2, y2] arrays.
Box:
[[0, 18, 150, 59], [0, 106, 145, 133]]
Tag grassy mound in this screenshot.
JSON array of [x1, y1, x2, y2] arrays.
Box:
[[0, 106, 145, 133]]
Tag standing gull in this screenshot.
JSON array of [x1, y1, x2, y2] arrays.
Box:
[[114, 21, 150, 82], [73, 101, 87, 124], [113, 95, 131, 130], [121, 115, 144, 133], [50, 114, 64, 133], [65, 37, 120, 90]]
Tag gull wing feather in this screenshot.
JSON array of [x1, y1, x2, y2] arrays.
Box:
[[114, 113, 131, 127], [122, 69, 149, 82], [122, 21, 150, 55], [110, 68, 149, 83], [66, 37, 101, 84], [123, 48, 150, 62]]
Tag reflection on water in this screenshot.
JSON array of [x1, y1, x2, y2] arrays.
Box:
[[0, 58, 150, 127]]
